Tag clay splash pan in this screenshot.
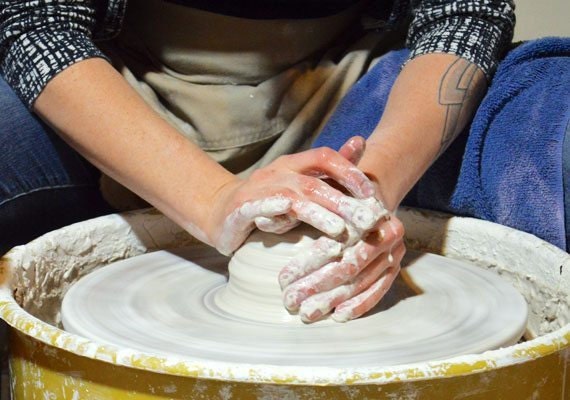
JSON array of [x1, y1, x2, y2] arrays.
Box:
[[1, 207, 568, 391]]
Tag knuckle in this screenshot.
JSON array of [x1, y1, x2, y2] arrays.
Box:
[[250, 167, 273, 182], [346, 263, 359, 277], [314, 147, 335, 164], [298, 176, 320, 196], [276, 187, 297, 201]]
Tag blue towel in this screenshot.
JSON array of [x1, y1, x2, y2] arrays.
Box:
[[313, 38, 570, 250]]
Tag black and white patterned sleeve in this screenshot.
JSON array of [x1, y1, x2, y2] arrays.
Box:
[[0, 0, 126, 108], [406, 0, 515, 80]]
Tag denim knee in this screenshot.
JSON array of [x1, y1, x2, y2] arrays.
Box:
[[0, 77, 112, 254]]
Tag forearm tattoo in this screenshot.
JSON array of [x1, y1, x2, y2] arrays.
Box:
[[437, 58, 486, 156]]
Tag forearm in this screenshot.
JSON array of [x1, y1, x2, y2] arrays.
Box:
[[359, 53, 487, 210], [34, 58, 236, 243]]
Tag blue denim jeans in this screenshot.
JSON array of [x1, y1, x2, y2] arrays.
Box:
[[0, 77, 112, 255]]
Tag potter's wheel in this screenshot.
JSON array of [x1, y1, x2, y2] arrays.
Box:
[[62, 228, 528, 368]]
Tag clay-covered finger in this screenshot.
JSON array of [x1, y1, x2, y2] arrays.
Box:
[[217, 196, 292, 255], [296, 176, 387, 231], [332, 244, 405, 322], [255, 214, 300, 234], [291, 200, 346, 237], [297, 245, 402, 322], [283, 237, 383, 310], [282, 260, 345, 311], [372, 215, 405, 246], [278, 236, 342, 289], [274, 147, 375, 199], [298, 284, 355, 322], [292, 216, 403, 293], [338, 136, 366, 165], [282, 237, 388, 312], [288, 221, 402, 298], [331, 266, 400, 322]]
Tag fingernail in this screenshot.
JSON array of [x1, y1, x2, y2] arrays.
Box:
[[279, 272, 291, 289], [331, 308, 351, 323], [387, 218, 401, 236], [301, 309, 323, 323], [283, 290, 300, 312]]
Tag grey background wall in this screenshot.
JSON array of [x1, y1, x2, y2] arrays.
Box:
[[514, 0, 569, 41]]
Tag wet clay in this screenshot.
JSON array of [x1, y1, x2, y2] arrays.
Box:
[[61, 226, 528, 367]]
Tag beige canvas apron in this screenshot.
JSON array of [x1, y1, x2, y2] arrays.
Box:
[[100, 0, 403, 209]]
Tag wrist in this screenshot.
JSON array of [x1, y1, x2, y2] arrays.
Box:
[[199, 174, 243, 245], [164, 159, 237, 245], [358, 141, 414, 212]]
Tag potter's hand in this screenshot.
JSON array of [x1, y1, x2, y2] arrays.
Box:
[[279, 200, 405, 322], [208, 138, 381, 256], [253, 136, 371, 235]]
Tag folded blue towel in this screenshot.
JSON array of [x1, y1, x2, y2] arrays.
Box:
[[313, 38, 570, 250]]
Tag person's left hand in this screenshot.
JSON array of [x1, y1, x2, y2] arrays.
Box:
[[279, 214, 405, 322], [277, 138, 406, 323]]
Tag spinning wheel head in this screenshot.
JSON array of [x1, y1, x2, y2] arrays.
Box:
[[62, 227, 528, 368]]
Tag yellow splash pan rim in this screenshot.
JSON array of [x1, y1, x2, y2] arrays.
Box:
[[0, 207, 569, 386]]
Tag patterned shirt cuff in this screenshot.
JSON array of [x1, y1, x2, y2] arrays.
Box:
[[0, 29, 109, 108], [407, 16, 508, 81]]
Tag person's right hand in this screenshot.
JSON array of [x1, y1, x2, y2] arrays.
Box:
[[205, 137, 385, 256]]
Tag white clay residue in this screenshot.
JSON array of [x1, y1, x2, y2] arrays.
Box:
[[337, 196, 388, 232], [61, 225, 529, 368], [293, 201, 345, 237], [254, 214, 299, 234], [278, 236, 342, 288], [2, 207, 569, 387], [217, 196, 293, 255]]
